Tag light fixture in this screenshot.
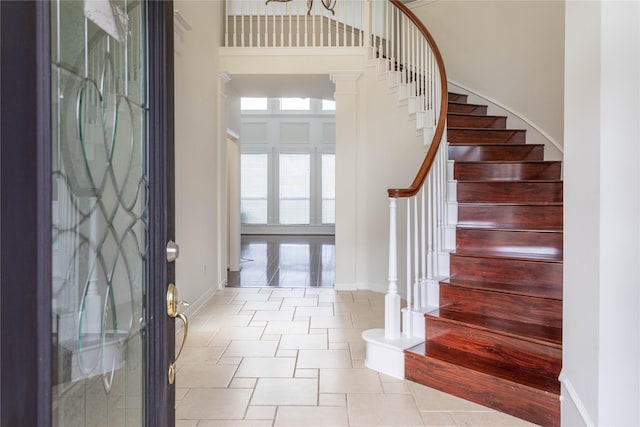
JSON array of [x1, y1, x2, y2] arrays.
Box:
[[265, 0, 337, 16]]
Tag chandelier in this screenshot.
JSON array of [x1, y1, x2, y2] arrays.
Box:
[[265, 0, 337, 16]]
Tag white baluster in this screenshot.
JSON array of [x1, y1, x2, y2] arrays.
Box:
[[257, 0, 262, 47], [406, 197, 412, 338], [420, 184, 427, 307], [225, 0, 229, 46], [413, 196, 419, 311], [385, 197, 401, 339]]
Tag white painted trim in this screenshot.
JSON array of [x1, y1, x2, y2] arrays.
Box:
[[448, 80, 564, 155], [173, 9, 193, 35], [559, 372, 597, 427], [241, 225, 335, 235], [220, 47, 367, 56], [227, 128, 240, 142]]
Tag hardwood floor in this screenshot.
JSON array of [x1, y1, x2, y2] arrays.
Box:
[[227, 235, 335, 287]]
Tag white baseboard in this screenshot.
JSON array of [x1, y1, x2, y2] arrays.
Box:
[[559, 373, 596, 427]]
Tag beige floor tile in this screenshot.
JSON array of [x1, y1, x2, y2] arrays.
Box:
[[333, 301, 371, 314], [252, 309, 295, 321], [197, 422, 272, 427], [175, 364, 237, 388], [264, 320, 309, 334], [279, 334, 328, 350], [310, 328, 328, 335], [383, 382, 410, 393], [176, 388, 252, 420], [214, 326, 265, 341], [261, 334, 281, 341], [229, 378, 257, 388], [347, 393, 423, 426], [218, 356, 243, 365], [233, 293, 271, 302], [243, 301, 282, 311], [249, 321, 268, 327], [175, 388, 189, 401], [245, 405, 277, 420], [184, 330, 218, 346], [276, 349, 298, 357], [270, 289, 306, 298], [295, 306, 334, 317], [328, 328, 365, 343], [304, 288, 337, 295], [274, 406, 349, 427], [236, 357, 296, 378], [180, 346, 225, 364], [349, 340, 366, 360], [297, 349, 352, 369], [319, 368, 383, 393], [251, 378, 318, 405], [208, 314, 254, 327], [450, 411, 538, 426], [352, 359, 365, 368], [319, 393, 346, 406], [408, 382, 492, 412], [351, 315, 384, 329], [175, 420, 198, 427], [294, 368, 318, 378], [224, 340, 278, 357], [310, 314, 352, 329], [420, 411, 457, 426], [281, 297, 318, 307]]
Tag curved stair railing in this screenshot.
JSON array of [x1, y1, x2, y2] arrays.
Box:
[[362, 0, 449, 378]]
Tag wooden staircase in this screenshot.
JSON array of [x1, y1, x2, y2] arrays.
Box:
[[404, 92, 562, 427]]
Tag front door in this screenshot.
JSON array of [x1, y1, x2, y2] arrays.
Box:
[[0, 1, 176, 425]]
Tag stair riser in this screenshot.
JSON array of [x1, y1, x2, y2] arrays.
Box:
[[457, 182, 563, 203], [449, 129, 526, 144], [457, 204, 563, 228], [454, 162, 562, 181], [448, 93, 468, 103], [425, 318, 561, 382], [448, 103, 488, 114], [449, 144, 544, 161], [450, 254, 562, 287], [448, 115, 506, 129], [456, 228, 563, 258], [405, 353, 560, 427], [440, 285, 562, 328]]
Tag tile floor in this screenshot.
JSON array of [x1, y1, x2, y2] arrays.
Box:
[[227, 235, 335, 287], [175, 287, 536, 427]]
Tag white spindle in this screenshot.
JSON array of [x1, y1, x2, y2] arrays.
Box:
[[420, 185, 427, 307], [406, 197, 412, 337], [225, 0, 229, 46], [413, 196, 419, 309], [385, 197, 401, 339]]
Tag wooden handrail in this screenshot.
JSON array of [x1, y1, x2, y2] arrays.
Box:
[[386, 0, 448, 198]]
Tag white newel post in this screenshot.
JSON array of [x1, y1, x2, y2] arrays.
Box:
[[385, 197, 401, 338]]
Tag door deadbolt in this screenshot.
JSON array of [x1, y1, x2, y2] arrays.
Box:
[[166, 240, 179, 263]]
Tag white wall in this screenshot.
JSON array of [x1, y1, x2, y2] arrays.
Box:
[[174, 0, 225, 310], [411, 0, 565, 155], [562, 1, 640, 425]]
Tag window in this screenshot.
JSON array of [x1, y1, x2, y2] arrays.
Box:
[[322, 99, 336, 111], [280, 97, 310, 111], [279, 154, 310, 224], [321, 154, 336, 224], [240, 154, 268, 223], [241, 97, 268, 110]]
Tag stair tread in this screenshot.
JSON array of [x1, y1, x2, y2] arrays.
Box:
[[427, 308, 562, 348], [452, 249, 563, 263], [448, 112, 506, 118], [454, 160, 562, 165], [449, 142, 544, 147], [441, 278, 563, 300], [456, 224, 563, 232], [448, 127, 526, 131], [448, 101, 486, 107], [406, 342, 561, 394]]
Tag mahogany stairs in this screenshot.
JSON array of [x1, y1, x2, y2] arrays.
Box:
[[405, 92, 563, 427]]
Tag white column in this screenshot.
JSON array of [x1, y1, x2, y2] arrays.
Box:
[[330, 71, 362, 291], [217, 71, 232, 288], [386, 197, 401, 339]]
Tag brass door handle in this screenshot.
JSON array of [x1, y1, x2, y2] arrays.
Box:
[[167, 283, 189, 384]]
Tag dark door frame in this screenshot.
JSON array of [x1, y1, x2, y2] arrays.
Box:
[[0, 1, 175, 425]]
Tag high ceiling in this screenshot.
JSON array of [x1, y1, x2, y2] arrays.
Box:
[[227, 74, 336, 100]]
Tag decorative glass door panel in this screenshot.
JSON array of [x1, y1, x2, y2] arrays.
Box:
[[51, 1, 148, 425]]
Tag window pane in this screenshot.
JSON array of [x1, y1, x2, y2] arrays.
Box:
[[241, 154, 268, 224], [279, 154, 310, 224], [241, 97, 268, 110], [322, 154, 335, 224], [280, 97, 310, 110], [322, 99, 336, 110], [280, 200, 310, 224]]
